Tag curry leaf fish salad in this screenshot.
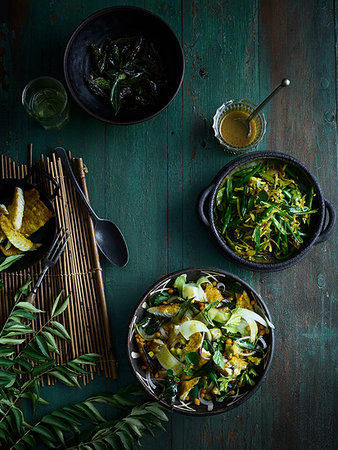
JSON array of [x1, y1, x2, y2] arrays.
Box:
[[214, 161, 318, 262], [134, 273, 274, 411]]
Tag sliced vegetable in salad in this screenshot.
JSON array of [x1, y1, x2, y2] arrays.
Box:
[[134, 273, 274, 410], [214, 161, 318, 262]]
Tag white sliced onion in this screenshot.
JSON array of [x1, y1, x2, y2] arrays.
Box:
[[177, 320, 212, 341], [216, 282, 226, 291], [241, 308, 275, 329], [159, 327, 168, 339], [235, 336, 251, 343], [198, 389, 214, 408], [257, 336, 267, 349], [146, 371, 157, 390], [238, 350, 257, 356]]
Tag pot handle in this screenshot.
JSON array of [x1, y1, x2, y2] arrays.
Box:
[[315, 199, 336, 245], [197, 184, 214, 228], [24, 165, 60, 201]]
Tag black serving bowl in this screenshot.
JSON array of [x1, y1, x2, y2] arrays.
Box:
[[64, 6, 185, 125], [198, 152, 336, 272], [127, 267, 275, 416], [0, 167, 59, 271]]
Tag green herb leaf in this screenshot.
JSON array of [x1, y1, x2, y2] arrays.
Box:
[[52, 295, 70, 318], [212, 349, 224, 369], [185, 352, 200, 366]]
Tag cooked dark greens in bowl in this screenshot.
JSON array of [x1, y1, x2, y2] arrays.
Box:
[[64, 6, 184, 125], [85, 36, 167, 115], [128, 268, 275, 415], [198, 152, 336, 272]]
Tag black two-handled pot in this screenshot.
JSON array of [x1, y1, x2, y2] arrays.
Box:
[[198, 151, 336, 272], [0, 166, 59, 271]]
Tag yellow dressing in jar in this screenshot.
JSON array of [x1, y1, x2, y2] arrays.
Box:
[[219, 110, 258, 148]]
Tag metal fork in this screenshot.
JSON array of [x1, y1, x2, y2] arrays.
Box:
[[26, 229, 71, 304]]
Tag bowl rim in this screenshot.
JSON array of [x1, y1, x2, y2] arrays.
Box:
[[63, 5, 185, 125], [204, 151, 326, 271], [127, 266, 275, 416]]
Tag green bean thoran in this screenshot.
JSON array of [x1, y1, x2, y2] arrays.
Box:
[[214, 161, 317, 262]]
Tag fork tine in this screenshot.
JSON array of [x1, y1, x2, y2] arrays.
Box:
[[45, 228, 64, 259], [50, 232, 71, 264], [49, 229, 69, 261]]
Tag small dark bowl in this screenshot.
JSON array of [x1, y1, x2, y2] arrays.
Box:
[[127, 267, 275, 416], [198, 152, 336, 272], [0, 168, 59, 271], [64, 6, 185, 125]]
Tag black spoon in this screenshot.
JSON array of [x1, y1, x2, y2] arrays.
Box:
[[54, 147, 129, 267]]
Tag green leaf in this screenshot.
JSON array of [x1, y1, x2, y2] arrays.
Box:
[[83, 401, 105, 422], [52, 410, 81, 427], [213, 349, 225, 369], [0, 370, 16, 388], [0, 337, 25, 345], [31, 360, 56, 378], [22, 434, 36, 449], [52, 295, 70, 318], [50, 370, 76, 386], [88, 393, 137, 409], [0, 347, 15, 356], [53, 426, 66, 446], [116, 430, 134, 450], [185, 351, 200, 366], [148, 292, 171, 307], [35, 336, 51, 358], [50, 322, 71, 340], [21, 344, 47, 361], [41, 414, 70, 431], [0, 254, 24, 271], [14, 357, 33, 371], [32, 424, 57, 442], [144, 403, 169, 422], [16, 302, 44, 313], [0, 357, 15, 367], [92, 441, 108, 450], [12, 406, 23, 434], [67, 362, 88, 374], [42, 331, 59, 353], [110, 76, 121, 114], [11, 310, 37, 320], [51, 292, 63, 317]]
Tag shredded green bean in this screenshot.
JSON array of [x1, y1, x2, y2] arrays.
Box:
[[214, 161, 318, 262]]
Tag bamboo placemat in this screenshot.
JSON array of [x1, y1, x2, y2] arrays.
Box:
[[0, 149, 117, 383]]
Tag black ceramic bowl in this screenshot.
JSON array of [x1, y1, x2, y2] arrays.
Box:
[[0, 168, 59, 271], [128, 267, 275, 416], [64, 6, 185, 125], [198, 152, 336, 272]]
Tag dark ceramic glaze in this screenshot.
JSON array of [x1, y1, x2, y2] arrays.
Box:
[[64, 6, 185, 125], [0, 168, 59, 271], [198, 152, 336, 272], [127, 267, 275, 416]]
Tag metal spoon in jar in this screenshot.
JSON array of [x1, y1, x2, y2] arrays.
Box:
[[54, 147, 129, 268], [237, 78, 291, 136]]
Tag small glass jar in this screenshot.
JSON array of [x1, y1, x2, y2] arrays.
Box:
[[213, 99, 266, 154]]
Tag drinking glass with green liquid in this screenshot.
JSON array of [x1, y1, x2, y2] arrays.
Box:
[[22, 77, 69, 130]]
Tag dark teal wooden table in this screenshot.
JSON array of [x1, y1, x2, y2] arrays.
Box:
[[1, 1, 337, 448]]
